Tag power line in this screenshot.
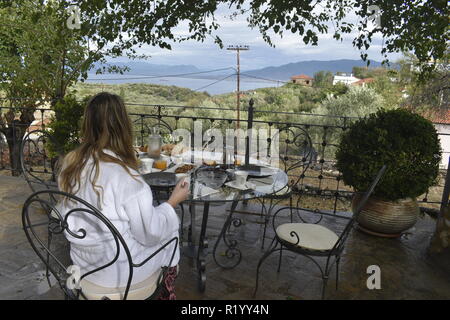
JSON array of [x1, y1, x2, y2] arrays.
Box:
[[84, 67, 236, 81], [194, 74, 236, 91], [240, 73, 289, 84]]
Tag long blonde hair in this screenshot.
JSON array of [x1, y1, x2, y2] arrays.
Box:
[[59, 92, 139, 204]]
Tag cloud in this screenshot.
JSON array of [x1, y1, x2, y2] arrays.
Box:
[[126, 6, 401, 70]]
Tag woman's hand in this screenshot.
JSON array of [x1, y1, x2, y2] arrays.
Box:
[[167, 178, 189, 208]]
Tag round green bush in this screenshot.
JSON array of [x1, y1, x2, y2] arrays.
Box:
[[336, 108, 442, 201]]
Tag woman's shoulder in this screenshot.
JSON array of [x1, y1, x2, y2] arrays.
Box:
[[99, 160, 147, 195]]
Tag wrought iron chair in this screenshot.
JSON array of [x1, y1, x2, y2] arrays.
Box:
[[254, 165, 387, 299], [22, 189, 179, 300], [258, 125, 315, 249], [20, 129, 64, 193]]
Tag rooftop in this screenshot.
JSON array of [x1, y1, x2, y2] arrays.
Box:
[[290, 74, 313, 80]]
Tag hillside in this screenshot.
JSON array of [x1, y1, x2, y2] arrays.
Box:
[[71, 82, 210, 108], [243, 59, 386, 80]]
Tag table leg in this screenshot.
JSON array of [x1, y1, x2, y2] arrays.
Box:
[[196, 202, 210, 292], [212, 200, 243, 269], [180, 203, 196, 258]]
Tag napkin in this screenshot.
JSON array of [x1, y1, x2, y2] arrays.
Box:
[[192, 182, 221, 199]]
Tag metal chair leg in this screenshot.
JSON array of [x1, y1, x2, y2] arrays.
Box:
[[254, 244, 281, 297], [277, 245, 283, 273], [289, 197, 293, 223], [321, 275, 329, 300], [336, 257, 340, 291], [261, 199, 273, 250], [45, 230, 53, 288]]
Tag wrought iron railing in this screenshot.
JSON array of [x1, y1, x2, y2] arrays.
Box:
[[1, 101, 448, 215]]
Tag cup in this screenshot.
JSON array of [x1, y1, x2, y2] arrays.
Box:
[[141, 158, 154, 173], [154, 159, 168, 170], [234, 170, 248, 187], [172, 155, 183, 165]]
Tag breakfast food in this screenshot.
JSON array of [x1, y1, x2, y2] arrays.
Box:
[[161, 144, 176, 155], [175, 164, 196, 173], [162, 144, 189, 156], [203, 160, 217, 166], [139, 145, 148, 152]]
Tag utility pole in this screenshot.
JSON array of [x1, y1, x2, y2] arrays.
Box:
[[227, 45, 249, 129]]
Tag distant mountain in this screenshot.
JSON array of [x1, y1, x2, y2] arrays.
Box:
[[243, 59, 388, 81], [92, 61, 201, 76], [90, 59, 395, 82]]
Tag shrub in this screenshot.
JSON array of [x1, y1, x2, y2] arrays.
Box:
[[47, 94, 89, 156], [335, 108, 442, 200]]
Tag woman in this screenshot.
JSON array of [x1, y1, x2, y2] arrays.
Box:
[[58, 92, 188, 299]]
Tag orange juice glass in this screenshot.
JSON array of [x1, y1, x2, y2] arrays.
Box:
[[154, 159, 167, 170]]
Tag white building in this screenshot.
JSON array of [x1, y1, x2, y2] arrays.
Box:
[[332, 73, 360, 86], [434, 123, 450, 169]]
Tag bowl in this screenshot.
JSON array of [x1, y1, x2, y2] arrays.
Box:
[[196, 168, 228, 189]]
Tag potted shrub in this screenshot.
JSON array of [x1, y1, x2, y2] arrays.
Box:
[[336, 108, 442, 237]]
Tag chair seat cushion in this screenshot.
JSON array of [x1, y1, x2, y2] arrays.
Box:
[[276, 223, 339, 251], [80, 269, 161, 300]]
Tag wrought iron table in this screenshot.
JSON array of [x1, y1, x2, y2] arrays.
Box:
[[143, 163, 288, 292]]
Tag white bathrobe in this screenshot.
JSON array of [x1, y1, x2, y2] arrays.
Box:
[[57, 149, 180, 288]]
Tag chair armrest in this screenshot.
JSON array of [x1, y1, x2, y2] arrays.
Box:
[[132, 236, 179, 268]]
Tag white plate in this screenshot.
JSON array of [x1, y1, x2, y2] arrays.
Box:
[[139, 168, 161, 174], [225, 181, 256, 190]]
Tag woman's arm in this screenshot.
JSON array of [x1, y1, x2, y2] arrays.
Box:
[[167, 178, 189, 208], [121, 188, 180, 247]]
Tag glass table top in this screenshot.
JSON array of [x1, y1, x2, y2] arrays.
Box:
[[140, 159, 288, 203]]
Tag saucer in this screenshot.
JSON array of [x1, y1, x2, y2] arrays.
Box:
[[225, 181, 256, 190], [139, 168, 161, 174]]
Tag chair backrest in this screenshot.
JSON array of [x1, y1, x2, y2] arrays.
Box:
[[331, 165, 387, 253], [268, 125, 314, 186], [20, 129, 64, 193], [22, 189, 178, 300]]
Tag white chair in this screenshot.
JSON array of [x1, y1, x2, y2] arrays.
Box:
[[22, 189, 178, 300], [254, 165, 386, 299]]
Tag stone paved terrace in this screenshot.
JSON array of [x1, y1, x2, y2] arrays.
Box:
[[1, 174, 449, 300]]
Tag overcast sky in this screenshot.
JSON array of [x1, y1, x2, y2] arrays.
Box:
[[118, 5, 402, 71]]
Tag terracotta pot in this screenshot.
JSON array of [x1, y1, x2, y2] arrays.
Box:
[[352, 194, 419, 237]]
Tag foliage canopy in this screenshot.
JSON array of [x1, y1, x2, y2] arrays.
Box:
[[69, 0, 449, 73]]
